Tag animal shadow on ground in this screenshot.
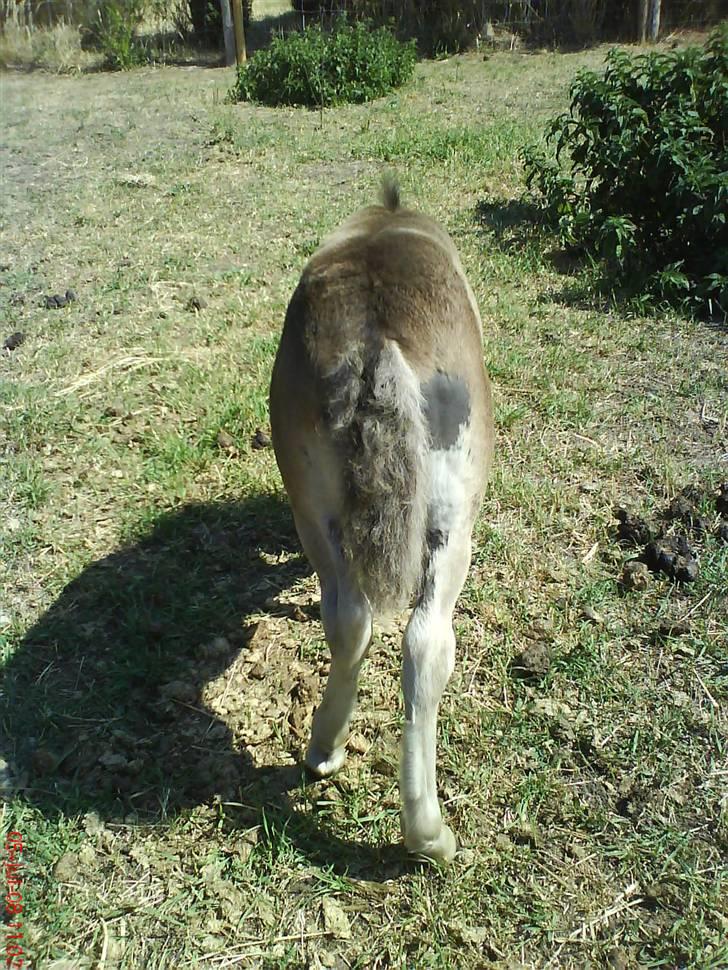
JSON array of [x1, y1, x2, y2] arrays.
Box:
[[475, 198, 596, 304], [474, 198, 545, 251], [2, 495, 404, 876]]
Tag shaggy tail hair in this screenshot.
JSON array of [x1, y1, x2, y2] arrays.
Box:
[[336, 340, 429, 614], [315, 178, 428, 614]]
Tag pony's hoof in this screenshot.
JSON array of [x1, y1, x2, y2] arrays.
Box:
[[406, 824, 457, 863], [305, 742, 347, 778]]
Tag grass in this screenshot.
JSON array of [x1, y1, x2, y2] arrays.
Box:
[[1, 19, 727, 970]]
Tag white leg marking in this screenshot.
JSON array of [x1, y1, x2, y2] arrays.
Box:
[[400, 428, 480, 862], [400, 531, 470, 862], [294, 514, 373, 778]]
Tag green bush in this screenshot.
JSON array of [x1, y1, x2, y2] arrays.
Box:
[[228, 19, 416, 107], [82, 0, 147, 69], [522, 26, 728, 315]]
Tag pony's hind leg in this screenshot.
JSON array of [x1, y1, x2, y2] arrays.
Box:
[[400, 526, 473, 862], [293, 512, 373, 777]]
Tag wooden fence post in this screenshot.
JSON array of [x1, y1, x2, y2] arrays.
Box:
[[220, 0, 235, 66], [638, 0, 661, 42], [231, 0, 247, 64], [638, 0, 649, 41], [648, 0, 661, 41]]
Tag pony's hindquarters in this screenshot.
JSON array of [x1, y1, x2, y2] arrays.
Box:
[[269, 183, 493, 862], [270, 326, 431, 779]]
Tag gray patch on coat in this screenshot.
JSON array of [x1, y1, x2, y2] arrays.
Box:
[[421, 371, 470, 450], [426, 527, 448, 553], [418, 527, 450, 606], [417, 563, 436, 608]]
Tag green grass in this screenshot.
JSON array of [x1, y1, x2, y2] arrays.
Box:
[[1, 27, 727, 970]]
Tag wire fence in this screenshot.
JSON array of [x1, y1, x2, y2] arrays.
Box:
[[2, 0, 725, 41], [292, 0, 726, 50], [0, 0, 94, 27]]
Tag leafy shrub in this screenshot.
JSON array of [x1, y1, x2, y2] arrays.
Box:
[[82, 0, 147, 69], [229, 19, 416, 107], [522, 26, 728, 315]]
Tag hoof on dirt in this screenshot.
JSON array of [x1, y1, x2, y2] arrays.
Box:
[[406, 824, 457, 864], [305, 742, 347, 778]]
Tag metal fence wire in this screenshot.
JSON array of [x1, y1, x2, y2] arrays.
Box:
[[293, 0, 726, 48], [2, 0, 726, 41]]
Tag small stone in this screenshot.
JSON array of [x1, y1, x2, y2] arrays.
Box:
[[495, 833, 511, 852], [54, 852, 80, 882], [3, 331, 25, 351], [216, 430, 236, 451], [97, 751, 129, 769], [54, 293, 68, 308], [580, 606, 604, 624], [348, 733, 368, 755], [446, 921, 490, 945], [44, 294, 59, 308], [103, 403, 126, 418], [321, 897, 352, 940], [509, 641, 551, 681], [77, 844, 96, 867], [248, 662, 266, 680], [252, 428, 271, 449], [65, 288, 77, 302], [621, 560, 650, 591], [643, 881, 672, 907], [209, 636, 231, 656], [510, 819, 541, 847]]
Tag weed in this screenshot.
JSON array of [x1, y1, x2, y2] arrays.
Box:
[[523, 25, 728, 315], [229, 18, 416, 107], [81, 0, 149, 69]]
